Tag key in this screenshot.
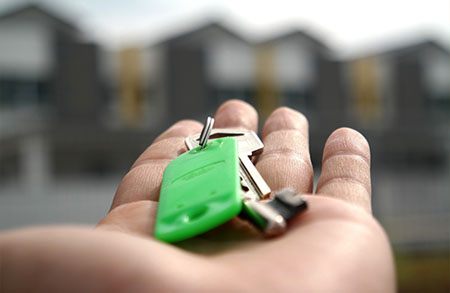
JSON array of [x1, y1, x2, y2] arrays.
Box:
[[186, 127, 308, 236], [154, 136, 242, 243], [156, 117, 308, 242], [186, 129, 271, 201], [242, 189, 308, 236]]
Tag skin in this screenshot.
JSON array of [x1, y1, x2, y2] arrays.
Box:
[[0, 100, 396, 292]]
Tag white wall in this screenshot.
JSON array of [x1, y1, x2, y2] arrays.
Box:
[[206, 34, 255, 88], [273, 39, 314, 90], [98, 48, 119, 86], [0, 19, 52, 79], [424, 47, 450, 98]]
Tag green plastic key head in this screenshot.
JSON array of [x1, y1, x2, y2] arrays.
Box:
[[155, 137, 242, 242]]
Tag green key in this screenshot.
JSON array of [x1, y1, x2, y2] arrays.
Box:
[[154, 137, 241, 243]]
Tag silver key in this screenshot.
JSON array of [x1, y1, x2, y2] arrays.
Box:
[[185, 127, 308, 236], [243, 189, 308, 236], [185, 128, 271, 201]]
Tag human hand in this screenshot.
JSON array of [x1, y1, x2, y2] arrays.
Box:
[[0, 100, 395, 292]]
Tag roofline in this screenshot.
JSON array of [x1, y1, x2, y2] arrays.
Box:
[[0, 3, 79, 32], [343, 38, 450, 61], [147, 20, 251, 48], [258, 28, 330, 49]]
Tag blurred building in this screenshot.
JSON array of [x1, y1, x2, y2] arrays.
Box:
[[254, 30, 346, 159], [143, 22, 256, 123], [0, 4, 154, 191], [344, 40, 450, 166], [124, 23, 450, 168], [342, 40, 450, 252], [0, 4, 102, 127], [115, 23, 340, 123], [0, 3, 99, 190], [256, 30, 332, 114]]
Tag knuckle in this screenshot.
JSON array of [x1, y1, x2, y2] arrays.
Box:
[[323, 152, 370, 168], [265, 128, 309, 145], [257, 153, 314, 193], [259, 149, 312, 172], [318, 153, 371, 196], [317, 176, 371, 199], [324, 128, 371, 164]]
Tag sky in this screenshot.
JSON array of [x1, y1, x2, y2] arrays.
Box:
[[0, 0, 449, 55]]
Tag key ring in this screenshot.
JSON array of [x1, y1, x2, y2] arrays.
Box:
[[198, 116, 214, 149]]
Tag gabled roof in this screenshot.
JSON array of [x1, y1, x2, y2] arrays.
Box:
[[152, 21, 250, 47], [387, 39, 449, 56], [0, 3, 79, 33], [347, 39, 450, 61], [258, 29, 331, 54]]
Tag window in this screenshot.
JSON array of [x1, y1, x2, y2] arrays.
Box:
[[0, 78, 49, 107]]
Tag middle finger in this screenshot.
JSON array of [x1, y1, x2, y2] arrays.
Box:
[[214, 99, 258, 131], [256, 107, 313, 194]]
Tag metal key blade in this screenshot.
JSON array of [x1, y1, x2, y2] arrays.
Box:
[[186, 129, 263, 157], [242, 189, 308, 236], [240, 155, 270, 200], [185, 129, 271, 200], [184, 127, 308, 237]]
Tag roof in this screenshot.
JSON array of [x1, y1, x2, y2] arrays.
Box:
[[258, 29, 331, 54], [388, 39, 449, 56], [0, 3, 79, 33], [346, 39, 450, 61], [151, 21, 250, 47]]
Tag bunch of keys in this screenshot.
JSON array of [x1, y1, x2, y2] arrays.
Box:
[[154, 117, 308, 242]]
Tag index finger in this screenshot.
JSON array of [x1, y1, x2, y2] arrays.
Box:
[[111, 120, 202, 209]]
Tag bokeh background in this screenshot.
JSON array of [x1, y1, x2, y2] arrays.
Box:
[[0, 0, 449, 291]]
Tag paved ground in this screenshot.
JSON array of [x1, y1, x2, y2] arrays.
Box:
[[0, 176, 119, 229]]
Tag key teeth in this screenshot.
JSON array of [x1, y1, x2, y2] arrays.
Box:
[[184, 127, 308, 238]]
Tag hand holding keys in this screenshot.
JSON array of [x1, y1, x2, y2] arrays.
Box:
[[155, 116, 307, 242]]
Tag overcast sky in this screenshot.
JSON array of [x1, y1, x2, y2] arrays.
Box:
[[1, 0, 449, 54]]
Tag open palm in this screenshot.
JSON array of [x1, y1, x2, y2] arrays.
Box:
[[1, 100, 395, 292]]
